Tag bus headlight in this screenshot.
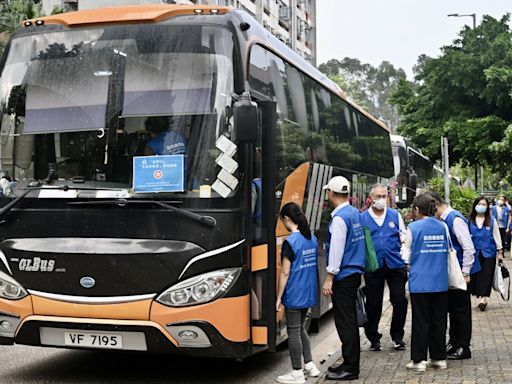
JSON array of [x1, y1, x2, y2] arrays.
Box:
[[0, 270, 28, 300], [156, 268, 241, 307]]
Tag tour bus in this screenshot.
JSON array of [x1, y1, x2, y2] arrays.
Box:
[[0, 4, 394, 359], [391, 134, 433, 208]]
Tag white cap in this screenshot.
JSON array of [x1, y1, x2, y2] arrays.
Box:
[[323, 176, 350, 193]]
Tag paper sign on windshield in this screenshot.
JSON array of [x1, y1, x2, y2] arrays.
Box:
[[133, 155, 184, 193]]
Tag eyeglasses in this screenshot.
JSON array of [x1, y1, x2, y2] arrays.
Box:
[[372, 194, 387, 199]]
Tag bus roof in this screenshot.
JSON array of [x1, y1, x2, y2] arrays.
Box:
[[23, 4, 231, 27]]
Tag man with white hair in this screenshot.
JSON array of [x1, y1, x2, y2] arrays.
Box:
[[360, 184, 407, 352], [322, 176, 366, 381]]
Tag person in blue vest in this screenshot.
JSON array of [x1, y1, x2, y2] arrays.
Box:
[[491, 195, 510, 253], [430, 192, 478, 360], [276, 202, 320, 384], [360, 184, 408, 352], [402, 192, 449, 372], [322, 176, 365, 381], [144, 116, 188, 156], [468, 196, 503, 311]]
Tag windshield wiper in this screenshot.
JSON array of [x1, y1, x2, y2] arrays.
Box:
[[67, 199, 217, 228], [0, 185, 125, 220]]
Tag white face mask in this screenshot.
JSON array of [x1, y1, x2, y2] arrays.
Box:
[[372, 198, 387, 211]]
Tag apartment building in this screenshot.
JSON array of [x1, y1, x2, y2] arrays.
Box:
[[42, 0, 317, 65]]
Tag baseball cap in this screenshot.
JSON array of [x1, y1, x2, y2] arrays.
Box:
[[323, 176, 350, 193]]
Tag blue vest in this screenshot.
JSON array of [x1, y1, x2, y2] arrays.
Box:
[[444, 210, 481, 275], [360, 208, 403, 270], [326, 205, 366, 281], [147, 131, 187, 155], [408, 217, 449, 293], [492, 205, 509, 228], [282, 232, 318, 309], [469, 218, 497, 259]]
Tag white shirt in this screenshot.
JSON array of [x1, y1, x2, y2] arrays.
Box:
[[368, 207, 406, 242], [326, 202, 349, 275], [441, 207, 475, 275]]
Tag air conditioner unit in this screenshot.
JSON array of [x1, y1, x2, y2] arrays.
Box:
[[263, 20, 269, 28], [279, 6, 290, 21], [285, 38, 292, 45]]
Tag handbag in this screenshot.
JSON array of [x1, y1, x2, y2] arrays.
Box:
[[493, 261, 510, 301], [445, 226, 467, 290], [363, 226, 379, 273], [356, 287, 368, 327]]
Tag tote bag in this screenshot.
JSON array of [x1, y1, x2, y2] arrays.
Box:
[[493, 261, 510, 301], [445, 225, 467, 290]]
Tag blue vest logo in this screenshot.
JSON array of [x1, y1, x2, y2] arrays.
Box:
[[80, 276, 96, 289]]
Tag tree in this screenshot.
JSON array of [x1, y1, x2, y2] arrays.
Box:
[[390, 14, 512, 180], [318, 58, 408, 130]]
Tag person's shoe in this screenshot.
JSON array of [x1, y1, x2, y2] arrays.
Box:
[[304, 361, 320, 377], [393, 339, 406, 351], [447, 347, 471, 360], [370, 340, 382, 351], [478, 302, 487, 311], [406, 360, 427, 372], [428, 359, 447, 369], [276, 369, 305, 384], [327, 364, 343, 373], [446, 343, 456, 354], [326, 370, 359, 381]]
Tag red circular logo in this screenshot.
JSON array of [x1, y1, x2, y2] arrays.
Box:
[[153, 170, 163, 179]]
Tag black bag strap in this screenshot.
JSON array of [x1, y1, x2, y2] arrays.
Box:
[[499, 262, 510, 301]]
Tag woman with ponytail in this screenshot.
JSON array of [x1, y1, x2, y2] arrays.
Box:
[[275, 202, 320, 384], [402, 193, 450, 372]]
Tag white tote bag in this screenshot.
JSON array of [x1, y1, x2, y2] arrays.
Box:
[[445, 225, 467, 291]]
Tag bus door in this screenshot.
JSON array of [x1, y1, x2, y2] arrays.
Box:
[[248, 100, 278, 352]]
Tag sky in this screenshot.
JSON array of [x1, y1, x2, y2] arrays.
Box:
[[316, 0, 511, 79]]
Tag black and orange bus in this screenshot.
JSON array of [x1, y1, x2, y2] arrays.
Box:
[[0, 4, 394, 359]]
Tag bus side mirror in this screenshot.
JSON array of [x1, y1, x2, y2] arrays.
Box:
[[233, 92, 258, 144]]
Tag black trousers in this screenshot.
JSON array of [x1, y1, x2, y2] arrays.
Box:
[[499, 228, 508, 250], [332, 273, 361, 374], [410, 292, 448, 363], [363, 265, 408, 343], [448, 288, 472, 349]]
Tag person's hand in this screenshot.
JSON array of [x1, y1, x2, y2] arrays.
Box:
[[276, 298, 282, 312], [322, 277, 334, 296], [464, 275, 471, 284], [507, 228, 510, 233], [406, 264, 410, 272]]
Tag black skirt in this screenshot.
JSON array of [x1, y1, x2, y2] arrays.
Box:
[[469, 252, 496, 298]]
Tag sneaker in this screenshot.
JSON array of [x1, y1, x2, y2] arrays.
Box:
[[370, 340, 382, 351], [406, 360, 427, 372], [393, 339, 406, 351], [304, 361, 321, 377], [276, 369, 305, 384], [428, 359, 447, 369]]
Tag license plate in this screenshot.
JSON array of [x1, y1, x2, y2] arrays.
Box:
[[64, 331, 123, 349]]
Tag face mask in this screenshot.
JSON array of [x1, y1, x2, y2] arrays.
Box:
[[372, 198, 387, 210], [498, 200, 504, 206], [475, 205, 487, 214]]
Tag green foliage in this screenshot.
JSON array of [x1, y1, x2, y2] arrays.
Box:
[[318, 58, 407, 130], [428, 177, 478, 216], [390, 14, 512, 181]]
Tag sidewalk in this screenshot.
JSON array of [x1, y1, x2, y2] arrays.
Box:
[[312, 261, 512, 384]]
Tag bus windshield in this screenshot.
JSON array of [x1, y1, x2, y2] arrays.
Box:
[[0, 23, 236, 198]]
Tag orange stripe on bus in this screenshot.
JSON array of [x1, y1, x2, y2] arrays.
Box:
[[251, 244, 268, 271], [151, 295, 250, 343], [0, 296, 33, 322], [31, 296, 152, 320], [276, 162, 311, 237], [24, 5, 232, 27], [251, 326, 267, 345]]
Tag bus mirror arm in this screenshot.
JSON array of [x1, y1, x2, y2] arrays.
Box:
[[232, 92, 258, 144]]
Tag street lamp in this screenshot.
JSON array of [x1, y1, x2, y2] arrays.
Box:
[[447, 13, 476, 29]]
